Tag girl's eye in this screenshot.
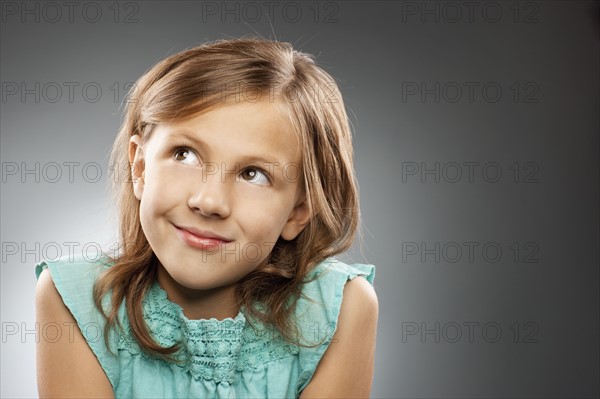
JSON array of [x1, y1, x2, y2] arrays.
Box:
[[173, 147, 200, 166], [240, 168, 270, 186]]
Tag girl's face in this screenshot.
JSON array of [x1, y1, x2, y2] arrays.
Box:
[[129, 99, 310, 294]]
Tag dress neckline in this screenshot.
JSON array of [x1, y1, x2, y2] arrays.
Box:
[[147, 279, 247, 328]]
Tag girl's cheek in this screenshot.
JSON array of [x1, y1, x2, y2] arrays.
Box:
[[253, 214, 288, 241]]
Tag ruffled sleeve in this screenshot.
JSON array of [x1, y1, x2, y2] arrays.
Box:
[[294, 259, 376, 395], [35, 253, 123, 391]]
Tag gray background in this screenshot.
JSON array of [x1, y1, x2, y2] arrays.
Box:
[[1, 1, 598, 397]]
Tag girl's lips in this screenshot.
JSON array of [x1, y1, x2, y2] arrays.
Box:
[[174, 226, 231, 250]]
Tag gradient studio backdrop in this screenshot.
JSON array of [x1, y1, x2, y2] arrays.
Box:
[[1, 1, 598, 398]]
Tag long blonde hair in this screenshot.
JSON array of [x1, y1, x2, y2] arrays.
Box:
[[94, 36, 360, 359]]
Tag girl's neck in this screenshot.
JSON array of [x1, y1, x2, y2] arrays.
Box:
[[155, 263, 240, 321]]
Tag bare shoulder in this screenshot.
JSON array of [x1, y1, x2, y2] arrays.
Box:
[[36, 267, 63, 311], [36, 268, 114, 398], [341, 275, 379, 317], [300, 275, 379, 398]]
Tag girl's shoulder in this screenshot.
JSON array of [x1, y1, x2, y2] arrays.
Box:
[[35, 252, 115, 280], [294, 258, 376, 392], [34, 252, 123, 388], [299, 258, 376, 315], [305, 258, 376, 285], [34, 252, 117, 319], [297, 257, 376, 327]]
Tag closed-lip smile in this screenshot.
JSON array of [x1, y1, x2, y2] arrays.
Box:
[[174, 224, 232, 250]]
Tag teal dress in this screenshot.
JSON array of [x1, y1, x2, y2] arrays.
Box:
[[35, 254, 375, 398]]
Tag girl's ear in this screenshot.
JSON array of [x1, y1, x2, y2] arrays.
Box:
[[128, 134, 145, 200], [281, 198, 312, 241]]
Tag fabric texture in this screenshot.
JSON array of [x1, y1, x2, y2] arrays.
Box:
[[35, 254, 375, 398]]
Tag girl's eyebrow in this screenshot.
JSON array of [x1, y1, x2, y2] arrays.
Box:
[[167, 129, 208, 148], [167, 129, 287, 168]]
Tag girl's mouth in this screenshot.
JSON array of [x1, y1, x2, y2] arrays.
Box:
[[174, 225, 232, 250]]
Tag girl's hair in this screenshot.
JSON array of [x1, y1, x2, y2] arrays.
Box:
[[93, 36, 360, 359]]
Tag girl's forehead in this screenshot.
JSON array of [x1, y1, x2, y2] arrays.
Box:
[[154, 100, 302, 161], [165, 99, 288, 131]]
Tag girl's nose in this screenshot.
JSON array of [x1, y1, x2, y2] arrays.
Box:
[[187, 169, 231, 219]]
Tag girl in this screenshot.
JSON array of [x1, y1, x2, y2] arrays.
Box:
[[35, 37, 378, 398]]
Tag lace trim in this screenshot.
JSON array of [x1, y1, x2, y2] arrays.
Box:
[[116, 281, 298, 383]]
